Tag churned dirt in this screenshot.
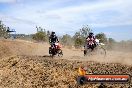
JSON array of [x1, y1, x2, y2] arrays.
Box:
[[0, 39, 132, 88]]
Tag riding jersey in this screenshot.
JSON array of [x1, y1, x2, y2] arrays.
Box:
[[86, 36, 96, 45], [49, 35, 59, 44]]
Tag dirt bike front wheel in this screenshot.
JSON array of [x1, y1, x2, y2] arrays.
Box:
[[84, 48, 93, 56], [58, 49, 63, 57], [95, 46, 106, 58]]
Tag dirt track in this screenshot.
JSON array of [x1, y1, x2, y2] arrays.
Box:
[[0, 39, 132, 88]]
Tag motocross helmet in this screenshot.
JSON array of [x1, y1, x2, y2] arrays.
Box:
[[51, 31, 56, 38], [89, 32, 94, 38], [51, 31, 56, 36], [51, 31, 55, 35], [89, 32, 94, 36]]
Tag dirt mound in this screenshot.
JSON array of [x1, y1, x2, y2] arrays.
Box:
[[0, 55, 132, 88], [0, 39, 49, 57], [0, 39, 132, 88], [0, 40, 14, 58]]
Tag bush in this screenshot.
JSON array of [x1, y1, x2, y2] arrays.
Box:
[[73, 25, 92, 48], [33, 31, 47, 42], [74, 38, 83, 48], [107, 38, 116, 50], [0, 20, 9, 38], [95, 33, 107, 43], [61, 34, 73, 46]]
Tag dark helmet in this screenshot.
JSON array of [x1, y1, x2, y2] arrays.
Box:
[[89, 32, 94, 36], [51, 31, 56, 36]]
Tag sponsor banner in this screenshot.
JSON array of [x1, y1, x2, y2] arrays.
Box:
[[84, 74, 130, 83]]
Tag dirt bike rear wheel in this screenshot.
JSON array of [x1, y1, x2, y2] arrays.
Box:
[[50, 48, 56, 57]]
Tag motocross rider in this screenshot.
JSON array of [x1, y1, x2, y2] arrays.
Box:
[[49, 32, 59, 48], [85, 32, 96, 50]]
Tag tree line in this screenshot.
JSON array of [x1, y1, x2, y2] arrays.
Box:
[[32, 25, 115, 49], [0, 20, 131, 51], [32, 25, 132, 51]]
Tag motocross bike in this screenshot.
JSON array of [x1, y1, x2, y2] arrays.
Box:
[[49, 42, 63, 57], [84, 40, 106, 57]]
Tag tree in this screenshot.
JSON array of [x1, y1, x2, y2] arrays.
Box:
[[74, 37, 83, 48], [61, 34, 73, 46], [73, 25, 92, 48], [0, 20, 9, 38], [107, 38, 116, 50], [108, 38, 115, 44], [36, 26, 45, 32], [47, 30, 51, 37], [73, 32, 80, 40], [33, 31, 47, 41], [95, 33, 107, 43], [32, 26, 48, 42], [80, 25, 92, 38]]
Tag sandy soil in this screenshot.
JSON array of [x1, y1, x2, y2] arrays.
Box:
[[0, 39, 132, 88]]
